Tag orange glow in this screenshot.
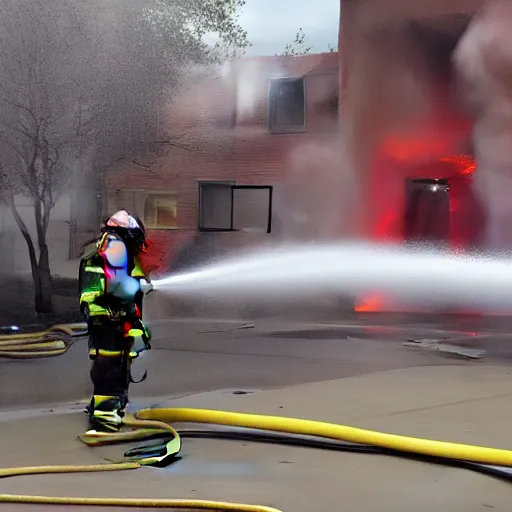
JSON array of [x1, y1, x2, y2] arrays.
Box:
[[440, 154, 476, 177], [383, 136, 449, 162], [380, 102, 473, 164], [354, 293, 387, 313]]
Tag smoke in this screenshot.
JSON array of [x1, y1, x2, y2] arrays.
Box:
[[342, 24, 433, 173], [275, 137, 359, 241], [338, 21, 461, 239], [454, 1, 512, 251], [213, 54, 357, 244], [234, 59, 263, 120]]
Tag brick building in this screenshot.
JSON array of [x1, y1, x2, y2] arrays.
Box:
[[104, 0, 493, 283], [105, 52, 340, 276]]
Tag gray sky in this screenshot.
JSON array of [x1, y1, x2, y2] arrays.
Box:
[[239, 0, 340, 56]]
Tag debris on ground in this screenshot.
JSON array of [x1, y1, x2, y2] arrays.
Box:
[[198, 322, 256, 333], [403, 339, 486, 359]]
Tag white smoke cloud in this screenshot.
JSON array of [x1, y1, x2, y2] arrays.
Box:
[[454, 0, 512, 251], [234, 59, 265, 120], [277, 138, 359, 241]]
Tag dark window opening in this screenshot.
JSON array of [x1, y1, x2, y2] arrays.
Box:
[[404, 178, 450, 246], [198, 182, 273, 233], [268, 77, 306, 133], [198, 181, 234, 231]]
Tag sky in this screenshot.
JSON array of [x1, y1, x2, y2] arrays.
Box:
[[238, 0, 340, 56]]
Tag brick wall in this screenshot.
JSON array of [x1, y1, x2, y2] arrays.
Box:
[[106, 53, 340, 275]]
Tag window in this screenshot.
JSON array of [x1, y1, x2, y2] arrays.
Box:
[[144, 194, 178, 228], [232, 187, 272, 232], [268, 77, 306, 133], [198, 182, 273, 233], [198, 181, 234, 231]]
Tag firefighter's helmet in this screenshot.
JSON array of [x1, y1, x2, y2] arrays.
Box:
[[103, 210, 149, 253]]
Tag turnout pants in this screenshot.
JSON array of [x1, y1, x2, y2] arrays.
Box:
[[88, 317, 135, 407]]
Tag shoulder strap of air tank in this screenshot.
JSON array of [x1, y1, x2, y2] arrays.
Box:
[[81, 234, 105, 262]]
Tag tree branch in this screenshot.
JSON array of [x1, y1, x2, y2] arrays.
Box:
[[151, 140, 193, 151], [4, 188, 39, 282]]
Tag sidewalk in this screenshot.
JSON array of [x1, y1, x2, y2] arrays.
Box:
[[2, 365, 512, 511]]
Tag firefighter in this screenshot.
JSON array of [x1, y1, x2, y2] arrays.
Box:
[[79, 210, 153, 432]]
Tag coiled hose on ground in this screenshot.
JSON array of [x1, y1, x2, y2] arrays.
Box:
[[0, 323, 87, 359], [3, 323, 512, 510]]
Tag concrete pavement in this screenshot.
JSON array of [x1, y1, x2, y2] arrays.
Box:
[[2, 365, 512, 511], [2, 318, 512, 511], [0, 317, 483, 408]]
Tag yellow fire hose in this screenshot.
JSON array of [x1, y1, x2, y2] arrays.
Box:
[[0, 414, 282, 511], [136, 408, 512, 467], [3, 324, 512, 510], [0, 323, 86, 359], [0, 324, 281, 510]]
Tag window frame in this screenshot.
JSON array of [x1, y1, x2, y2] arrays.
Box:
[[197, 180, 236, 232], [198, 181, 273, 233], [143, 191, 179, 230], [231, 185, 273, 234], [268, 76, 307, 135]]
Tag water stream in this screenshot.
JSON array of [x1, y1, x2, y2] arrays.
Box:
[[152, 242, 512, 312]]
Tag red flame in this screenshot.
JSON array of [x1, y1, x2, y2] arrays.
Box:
[[354, 153, 479, 314], [354, 293, 387, 313], [440, 154, 476, 177]]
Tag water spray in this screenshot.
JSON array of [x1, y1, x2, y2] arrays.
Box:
[[152, 242, 512, 312]]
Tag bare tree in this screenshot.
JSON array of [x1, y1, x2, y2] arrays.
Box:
[[0, 0, 249, 315], [280, 29, 339, 56], [85, 0, 250, 172], [281, 28, 313, 56], [0, 0, 95, 314]]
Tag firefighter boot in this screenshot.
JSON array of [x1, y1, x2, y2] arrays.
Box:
[[88, 394, 126, 432]]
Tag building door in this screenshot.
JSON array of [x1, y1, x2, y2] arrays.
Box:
[[404, 178, 450, 246]]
